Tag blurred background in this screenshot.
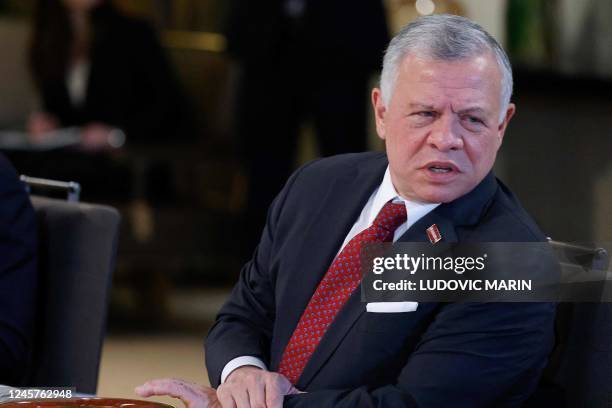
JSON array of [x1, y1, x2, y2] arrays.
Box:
[[0, 0, 610, 403]]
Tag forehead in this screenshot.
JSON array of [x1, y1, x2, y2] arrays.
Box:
[[392, 53, 502, 109]]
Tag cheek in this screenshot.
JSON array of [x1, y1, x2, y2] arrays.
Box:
[[464, 137, 499, 169], [386, 129, 423, 156], [388, 139, 419, 168]]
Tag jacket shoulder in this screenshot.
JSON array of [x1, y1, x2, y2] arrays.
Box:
[[269, 152, 385, 223], [470, 179, 547, 242], [297, 151, 385, 179]]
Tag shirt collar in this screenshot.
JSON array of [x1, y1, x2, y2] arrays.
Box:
[[368, 166, 441, 229]]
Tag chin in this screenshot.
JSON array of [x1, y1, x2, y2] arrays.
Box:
[[415, 187, 464, 203]]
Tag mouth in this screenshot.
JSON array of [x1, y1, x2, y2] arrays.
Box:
[[424, 161, 460, 175]]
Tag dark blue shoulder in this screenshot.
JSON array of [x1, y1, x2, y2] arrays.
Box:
[[470, 178, 548, 242], [297, 151, 386, 179]]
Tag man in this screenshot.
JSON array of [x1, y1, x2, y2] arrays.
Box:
[[137, 14, 555, 407], [0, 154, 37, 384]]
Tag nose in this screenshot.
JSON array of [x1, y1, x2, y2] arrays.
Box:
[[428, 115, 463, 152]]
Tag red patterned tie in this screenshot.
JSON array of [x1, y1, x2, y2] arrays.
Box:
[[278, 200, 407, 384]]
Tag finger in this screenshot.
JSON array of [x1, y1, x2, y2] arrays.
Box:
[[176, 382, 215, 408], [274, 374, 301, 397], [230, 388, 249, 408], [278, 379, 296, 396], [264, 380, 284, 408], [135, 378, 184, 397], [135, 380, 165, 397], [247, 380, 266, 408], [136, 378, 203, 406], [216, 390, 237, 408]]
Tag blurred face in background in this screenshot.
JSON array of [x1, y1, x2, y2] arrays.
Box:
[[372, 52, 515, 203]]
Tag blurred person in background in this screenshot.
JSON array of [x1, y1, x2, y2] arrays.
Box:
[[225, 0, 389, 260], [15, 0, 194, 201], [0, 153, 37, 385], [28, 0, 191, 148]]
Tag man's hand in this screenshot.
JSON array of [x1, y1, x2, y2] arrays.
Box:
[[217, 366, 301, 408], [135, 378, 221, 408]]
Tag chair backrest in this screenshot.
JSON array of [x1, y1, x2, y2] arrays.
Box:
[[25, 195, 120, 394], [528, 240, 611, 407]]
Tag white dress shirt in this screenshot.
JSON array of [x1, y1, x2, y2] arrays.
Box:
[[220, 166, 440, 383], [66, 59, 90, 108]]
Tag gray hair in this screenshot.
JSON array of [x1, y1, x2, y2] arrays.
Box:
[[380, 14, 513, 123]]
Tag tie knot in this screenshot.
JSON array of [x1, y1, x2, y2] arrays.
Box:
[[373, 200, 407, 232]]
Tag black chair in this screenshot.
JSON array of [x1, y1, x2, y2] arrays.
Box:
[[528, 240, 611, 407], [22, 177, 120, 394]]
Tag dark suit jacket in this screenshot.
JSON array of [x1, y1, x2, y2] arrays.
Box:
[[0, 154, 37, 385], [36, 13, 192, 143], [206, 152, 556, 407]]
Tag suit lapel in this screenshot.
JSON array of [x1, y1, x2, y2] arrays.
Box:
[[295, 171, 499, 388], [398, 208, 458, 244], [271, 154, 388, 371]]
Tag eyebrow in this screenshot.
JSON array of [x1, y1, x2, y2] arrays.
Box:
[[408, 103, 436, 110], [455, 107, 488, 116], [408, 103, 490, 117]]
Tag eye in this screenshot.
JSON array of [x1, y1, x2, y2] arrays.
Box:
[[460, 115, 486, 130], [409, 111, 436, 127]]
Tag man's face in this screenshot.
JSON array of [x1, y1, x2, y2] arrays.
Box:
[[372, 53, 515, 203]]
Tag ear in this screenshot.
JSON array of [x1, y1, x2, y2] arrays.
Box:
[[372, 88, 387, 140], [497, 103, 516, 143]]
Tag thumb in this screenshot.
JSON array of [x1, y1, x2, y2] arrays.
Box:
[[134, 385, 152, 397]]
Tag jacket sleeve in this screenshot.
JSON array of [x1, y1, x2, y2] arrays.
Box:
[[283, 301, 556, 407], [205, 162, 313, 387], [0, 155, 38, 385]]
